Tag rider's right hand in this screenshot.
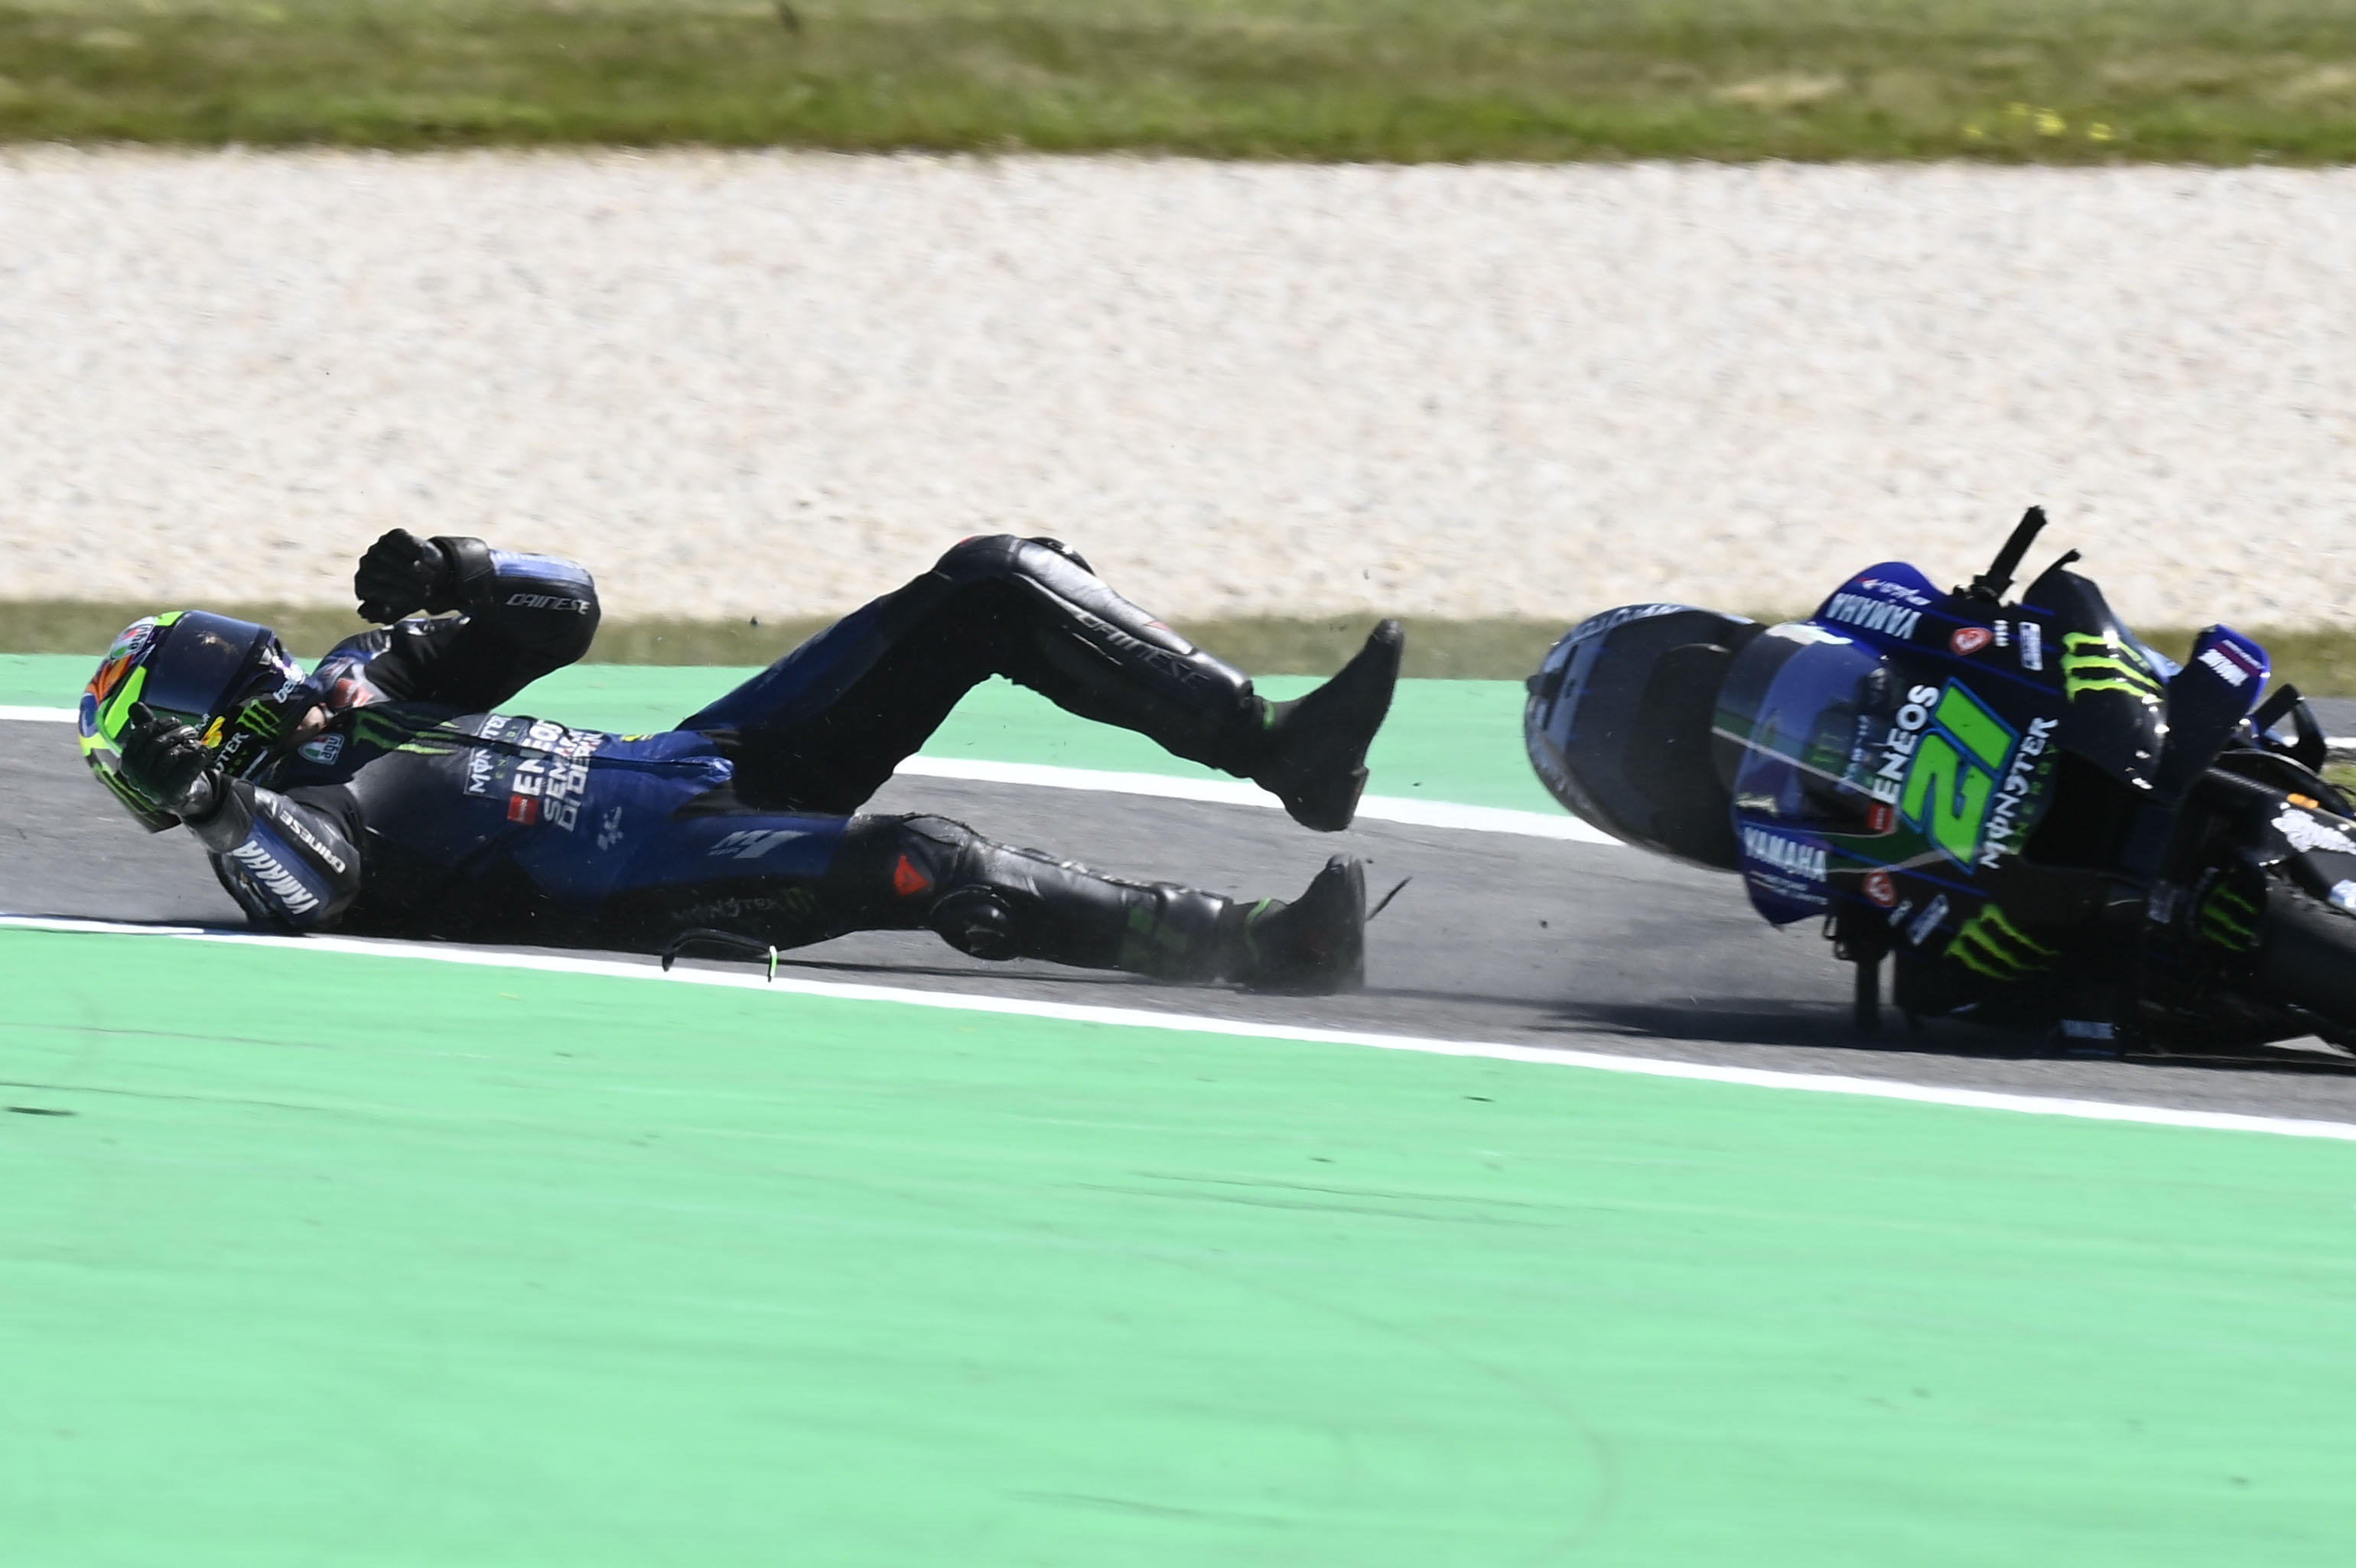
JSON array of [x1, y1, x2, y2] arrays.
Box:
[[354, 529, 454, 623], [120, 701, 221, 819]]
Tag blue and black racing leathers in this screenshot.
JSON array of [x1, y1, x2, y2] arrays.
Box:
[[179, 535, 1303, 981]]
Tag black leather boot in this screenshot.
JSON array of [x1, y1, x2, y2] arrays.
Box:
[[1242, 623, 1404, 832], [1218, 856, 1368, 994], [904, 819, 1375, 988]]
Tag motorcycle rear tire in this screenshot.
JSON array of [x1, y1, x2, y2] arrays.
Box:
[[2252, 890, 2356, 1032]]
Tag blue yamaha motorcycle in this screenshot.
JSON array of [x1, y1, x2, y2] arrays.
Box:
[[1525, 508, 2356, 1052]]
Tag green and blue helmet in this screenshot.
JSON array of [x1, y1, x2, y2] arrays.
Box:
[[80, 611, 307, 831]]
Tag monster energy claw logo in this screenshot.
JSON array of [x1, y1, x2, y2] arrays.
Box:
[[346, 708, 461, 757], [2198, 885, 2260, 952], [236, 699, 285, 738], [1944, 904, 2059, 981], [2061, 631, 2164, 706]]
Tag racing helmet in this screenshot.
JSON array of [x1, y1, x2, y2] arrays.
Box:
[[79, 611, 307, 831], [1525, 603, 1764, 869]]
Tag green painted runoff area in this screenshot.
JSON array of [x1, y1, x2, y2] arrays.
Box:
[[2, 652, 1553, 812], [4, 925, 2354, 1565]]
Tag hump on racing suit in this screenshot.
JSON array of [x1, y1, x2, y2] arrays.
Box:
[[191, 540, 603, 930]]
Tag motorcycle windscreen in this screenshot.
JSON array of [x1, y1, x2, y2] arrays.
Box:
[[1713, 625, 1892, 921], [1716, 624, 1894, 830]]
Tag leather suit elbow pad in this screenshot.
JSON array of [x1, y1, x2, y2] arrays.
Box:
[[199, 782, 363, 929], [438, 537, 603, 662]]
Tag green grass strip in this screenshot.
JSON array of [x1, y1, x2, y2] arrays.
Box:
[[8, 0, 2356, 162], [9, 607, 2356, 689], [4, 925, 2355, 1564]]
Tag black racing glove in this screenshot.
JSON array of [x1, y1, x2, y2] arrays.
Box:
[[355, 529, 456, 623], [120, 701, 223, 821]]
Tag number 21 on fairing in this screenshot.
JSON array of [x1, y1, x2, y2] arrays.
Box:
[[1899, 684, 2016, 866]]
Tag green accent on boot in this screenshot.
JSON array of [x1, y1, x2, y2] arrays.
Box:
[[1118, 903, 1160, 973], [1233, 858, 1367, 995], [1117, 892, 1231, 982]]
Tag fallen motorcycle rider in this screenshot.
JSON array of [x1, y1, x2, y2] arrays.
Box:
[[77, 532, 1402, 994]]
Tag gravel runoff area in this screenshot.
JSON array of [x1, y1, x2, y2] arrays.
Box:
[[2, 148, 2352, 628]]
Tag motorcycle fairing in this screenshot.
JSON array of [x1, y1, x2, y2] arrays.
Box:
[[1816, 561, 2047, 678], [1525, 603, 1760, 870], [2152, 625, 2271, 804], [1726, 568, 2079, 933], [1715, 623, 1871, 922], [1736, 819, 1834, 922], [1722, 555, 2211, 956], [1815, 561, 1940, 642], [2019, 561, 2169, 794], [2264, 802, 2356, 907], [1528, 511, 2356, 1049], [2182, 625, 2270, 711]]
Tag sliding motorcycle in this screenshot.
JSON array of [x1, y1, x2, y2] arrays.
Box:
[[1525, 508, 2356, 1052]]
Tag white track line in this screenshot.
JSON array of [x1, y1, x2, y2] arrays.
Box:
[[5, 911, 2355, 1143], [894, 755, 1613, 842], [0, 702, 1616, 844]]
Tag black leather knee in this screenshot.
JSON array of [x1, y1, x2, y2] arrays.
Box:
[[926, 538, 1259, 770], [930, 885, 1023, 958]]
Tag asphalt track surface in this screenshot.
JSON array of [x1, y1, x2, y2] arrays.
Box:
[[11, 716, 2356, 1125]]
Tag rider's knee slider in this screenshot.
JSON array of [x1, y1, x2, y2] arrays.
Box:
[[929, 885, 1025, 958]]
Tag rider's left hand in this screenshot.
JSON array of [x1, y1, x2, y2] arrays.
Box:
[[119, 701, 221, 818], [355, 529, 454, 623]]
